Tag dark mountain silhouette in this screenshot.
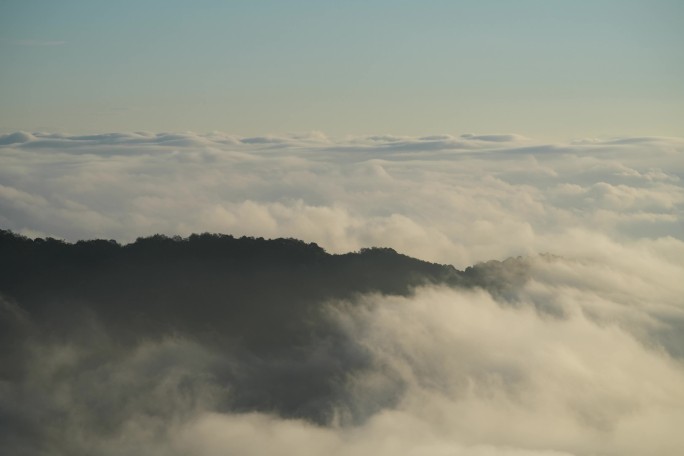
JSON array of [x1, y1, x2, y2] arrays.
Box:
[[0, 229, 470, 346], [0, 229, 527, 452]]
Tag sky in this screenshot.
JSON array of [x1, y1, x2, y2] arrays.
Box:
[[1, 0, 683, 139]]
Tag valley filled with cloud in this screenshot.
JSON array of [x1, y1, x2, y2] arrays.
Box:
[[1, 132, 683, 455]]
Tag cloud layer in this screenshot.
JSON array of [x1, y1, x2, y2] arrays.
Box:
[[2, 250, 683, 455], [1, 131, 682, 267], [1, 131, 683, 454]]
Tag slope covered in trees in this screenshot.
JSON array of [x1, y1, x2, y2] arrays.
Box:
[[0, 229, 526, 432], [0, 230, 470, 345]]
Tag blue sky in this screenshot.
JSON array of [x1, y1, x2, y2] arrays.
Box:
[[1, 0, 682, 138]]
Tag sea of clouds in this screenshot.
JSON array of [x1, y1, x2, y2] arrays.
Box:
[[0, 131, 682, 267], [1, 131, 683, 455]]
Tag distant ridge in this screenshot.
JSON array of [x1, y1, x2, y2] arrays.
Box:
[[0, 229, 527, 424]]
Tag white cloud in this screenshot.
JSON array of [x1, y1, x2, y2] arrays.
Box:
[[163, 261, 682, 455], [2, 131, 683, 453], [2, 131, 681, 267], [14, 277, 682, 455]]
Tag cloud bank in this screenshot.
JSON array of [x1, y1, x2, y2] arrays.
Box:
[[1, 131, 681, 266], [1, 236, 682, 455], [1, 131, 683, 454]]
